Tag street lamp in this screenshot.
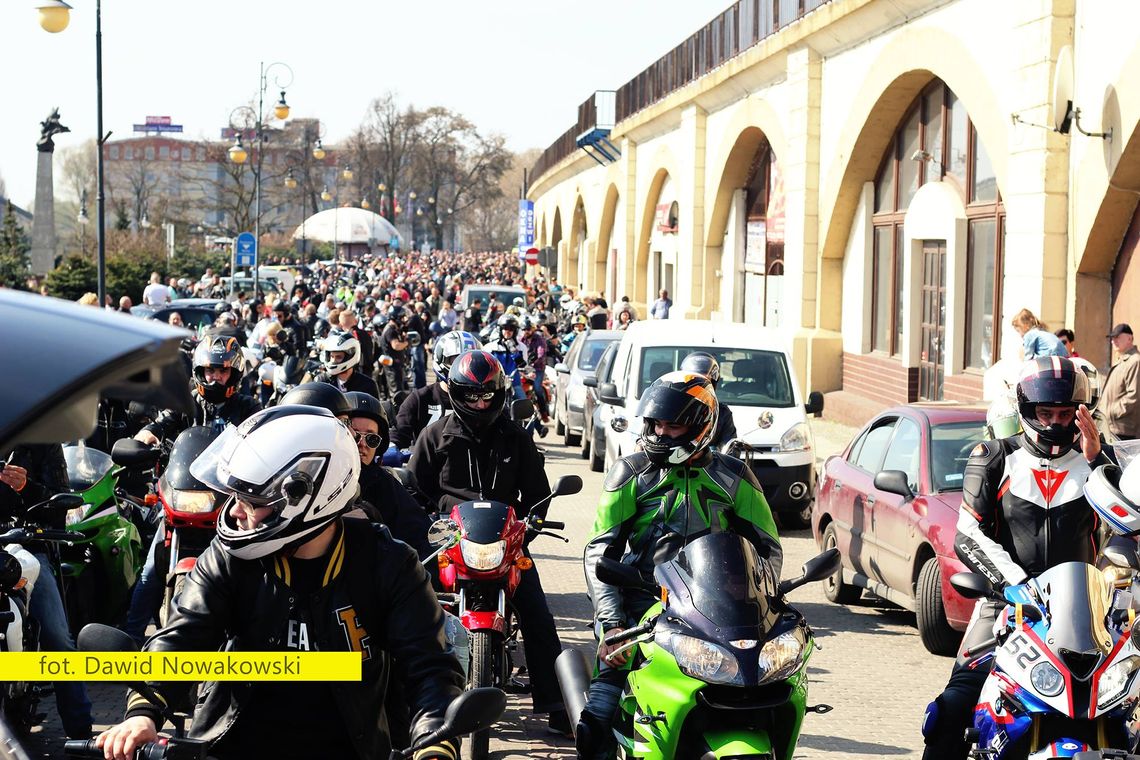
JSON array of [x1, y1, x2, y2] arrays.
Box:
[[313, 139, 326, 160], [77, 189, 88, 253], [283, 170, 298, 190], [39, 0, 109, 304], [321, 185, 332, 203], [228, 60, 293, 298], [341, 165, 353, 181], [360, 197, 371, 210]]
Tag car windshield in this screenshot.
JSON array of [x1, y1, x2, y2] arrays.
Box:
[[930, 420, 986, 491], [577, 339, 614, 372], [464, 288, 524, 315], [637, 346, 794, 407]]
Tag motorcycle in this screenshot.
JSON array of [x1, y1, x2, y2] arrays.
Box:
[[426, 474, 582, 759], [0, 495, 82, 730], [63, 623, 507, 760], [950, 565, 1140, 759], [153, 426, 223, 627], [58, 439, 160, 633], [557, 533, 841, 760]]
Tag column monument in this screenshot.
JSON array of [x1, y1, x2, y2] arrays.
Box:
[[29, 108, 70, 275]]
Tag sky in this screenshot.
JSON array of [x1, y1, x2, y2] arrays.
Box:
[[0, 1, 725, 209]]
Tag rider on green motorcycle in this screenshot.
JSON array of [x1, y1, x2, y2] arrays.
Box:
[[577, 371, 782, 757]]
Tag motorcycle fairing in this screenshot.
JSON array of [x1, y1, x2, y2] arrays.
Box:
[[1027, 739, 1089, 759]]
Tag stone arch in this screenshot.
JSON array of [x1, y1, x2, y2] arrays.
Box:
[[593, 183, 621, 296], [632, 145, 680, 308], [538, 213, 546, 248], [567, 195, 588, 290], [816, 26, 1008, 331], [550, 206, 563, 279]]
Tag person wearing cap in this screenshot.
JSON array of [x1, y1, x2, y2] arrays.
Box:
[[1102, 323, 1140, 441]]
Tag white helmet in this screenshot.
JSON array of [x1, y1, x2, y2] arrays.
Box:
[[985, 391, 1022, 440], [320, 332, 361, 375], [258, 360, 277, 386], [190, 406, 360, 559], [1070, 357, 1101, 412]]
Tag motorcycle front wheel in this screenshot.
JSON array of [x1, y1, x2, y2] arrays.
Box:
[[468, 630, 498, 759]]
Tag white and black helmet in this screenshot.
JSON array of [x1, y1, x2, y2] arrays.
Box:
[[1085, 456, 1140, 537], [320, 331, 361, 375], [190, 405, 360, 559]]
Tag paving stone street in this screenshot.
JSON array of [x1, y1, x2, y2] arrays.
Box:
[[23, 418, 951, 759]]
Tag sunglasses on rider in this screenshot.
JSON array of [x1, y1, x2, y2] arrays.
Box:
[[458, 391, 496, 402], [352, 430, 384, 449]]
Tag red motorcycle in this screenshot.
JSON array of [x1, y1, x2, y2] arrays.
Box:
[[154, 426, 224, 625], [428, 474, 582, 758]]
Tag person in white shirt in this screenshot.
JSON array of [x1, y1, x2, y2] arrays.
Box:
[[142, 272, 171, 306]]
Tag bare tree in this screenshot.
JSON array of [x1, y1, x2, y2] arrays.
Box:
[[466, 147, 539, 251], [56, 139, 97, 203], [358, 93, 423, 226]]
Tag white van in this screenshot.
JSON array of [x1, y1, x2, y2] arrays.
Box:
[[596, 319, 824, 528]]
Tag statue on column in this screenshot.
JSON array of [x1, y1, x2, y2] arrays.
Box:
[[30, 108, 70, 275], [37, 108, 71, 152]]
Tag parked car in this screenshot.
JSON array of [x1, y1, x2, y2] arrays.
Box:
[[811, 403, 987, 655], [459, 284, 528, 317], [130, 298, 229, 333], [582, 341, 620, 472], [596, 320, 824, 528], [553, 329, 621, 447]]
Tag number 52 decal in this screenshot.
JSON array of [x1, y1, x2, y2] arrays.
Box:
[[1007, 633, 1044, 670]]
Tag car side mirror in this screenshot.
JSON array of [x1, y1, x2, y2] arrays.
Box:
[[599, 382, 624, 407], [949, 572, 1002, 601], [873, 469, 914, 500], [554, 363, 570, 374], [805, 390, 824, 418], [583, 376, 598, 388]]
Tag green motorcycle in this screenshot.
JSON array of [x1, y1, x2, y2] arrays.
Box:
[[59, 440, 159, 632], [559, 533, 840, 759]]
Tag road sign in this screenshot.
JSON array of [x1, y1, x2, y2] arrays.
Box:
[[525, 247, 539, 266], [235, 232, 257, 268], [517, 200, 535, 256]]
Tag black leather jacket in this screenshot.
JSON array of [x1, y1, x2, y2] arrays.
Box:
[[143, 392, 261, 443], [125, 518, 463, 758], [392, 384, 451, 449]]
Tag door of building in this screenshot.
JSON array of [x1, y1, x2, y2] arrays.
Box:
[[919, 240, 947, 401]]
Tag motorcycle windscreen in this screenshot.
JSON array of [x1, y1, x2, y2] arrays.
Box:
[[455, 500, 513, 544], [657, 532, 781, 636], [166, 426, 222, 491], [63, 442, 114, 491], [1035, 562, 1113, 679]]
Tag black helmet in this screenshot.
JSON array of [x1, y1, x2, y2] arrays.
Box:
[[387, 305, 406, 323], [680, 352, 721, 388], [637, 371, 719, 466], [447, 350, 508, 431], [279, 381, 353, 419], [273, 355, 308, 400], [192, 335, 245, 403], [346, 391, 390, 453], [432, 331, 483, 383], [1016, 357, 1091, 458]]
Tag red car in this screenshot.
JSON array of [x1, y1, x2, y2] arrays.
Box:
[[811, 403, 987, 655]]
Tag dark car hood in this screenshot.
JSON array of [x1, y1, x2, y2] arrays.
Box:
[[1, 291, 193, 455]]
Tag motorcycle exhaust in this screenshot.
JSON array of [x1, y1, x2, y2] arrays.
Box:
[[556, 648, 592, 731]]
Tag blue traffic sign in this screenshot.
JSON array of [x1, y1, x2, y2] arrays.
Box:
[[235, 232, 257, 268]]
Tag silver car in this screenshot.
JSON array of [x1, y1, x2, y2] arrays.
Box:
[[553, 329, 621, 447]]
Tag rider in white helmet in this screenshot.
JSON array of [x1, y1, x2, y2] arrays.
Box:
[[313, 331, 380, 398], [96, 405, 464, 760]]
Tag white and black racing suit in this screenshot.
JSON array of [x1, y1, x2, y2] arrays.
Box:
[[921, 434, 1108, 760]]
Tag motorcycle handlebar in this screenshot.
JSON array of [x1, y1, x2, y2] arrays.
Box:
[[542, 521, 565, 531], [0, 527, 74, 544], [604, 617, 656, 647], [64, 739, 212, 759]]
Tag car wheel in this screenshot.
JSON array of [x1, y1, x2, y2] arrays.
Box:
[[917, 557, 961, 657], [580, 426, 590, 459], [555, 405, 566, 436], [563, 417, 581, 447], [822, 523, 861, 604], [779, 500, 813, 531], [590, 433, 606, 472]]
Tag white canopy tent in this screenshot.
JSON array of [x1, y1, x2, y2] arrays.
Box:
[[292, 207, 403, 256]]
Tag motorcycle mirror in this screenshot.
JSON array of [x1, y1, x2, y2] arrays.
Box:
[[777, 548, 842, 596], [77, 623, 139, 653], [426, 518, 460, 549], [510, 398, 535, 422], [949, 572, 1000, 600], [110, 438, 162, 469], [46, 493, 83, 512], [596, 556, 657, 592], [409, 688, 506, 756], [1103, 541, 1140, 572], [552, 475, 583, 497]]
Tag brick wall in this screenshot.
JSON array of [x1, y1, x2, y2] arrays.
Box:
[[943, 372, 984, 403], [842, 352, 917, 405]]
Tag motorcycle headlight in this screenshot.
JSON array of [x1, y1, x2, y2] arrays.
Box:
[[665, 633, 742, 685], [1098, 655, 1140, 708], [780, 422, 813, 452], [460, 539, 506, 571], [65, 504, 89, 527], [170, 489, 217, 514], [758, 631, 805, 683], [1030, 662, 1065, 697]]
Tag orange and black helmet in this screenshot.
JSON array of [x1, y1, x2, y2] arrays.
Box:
[[192, 335, 245, 403], [637, 371, 719, 465]]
